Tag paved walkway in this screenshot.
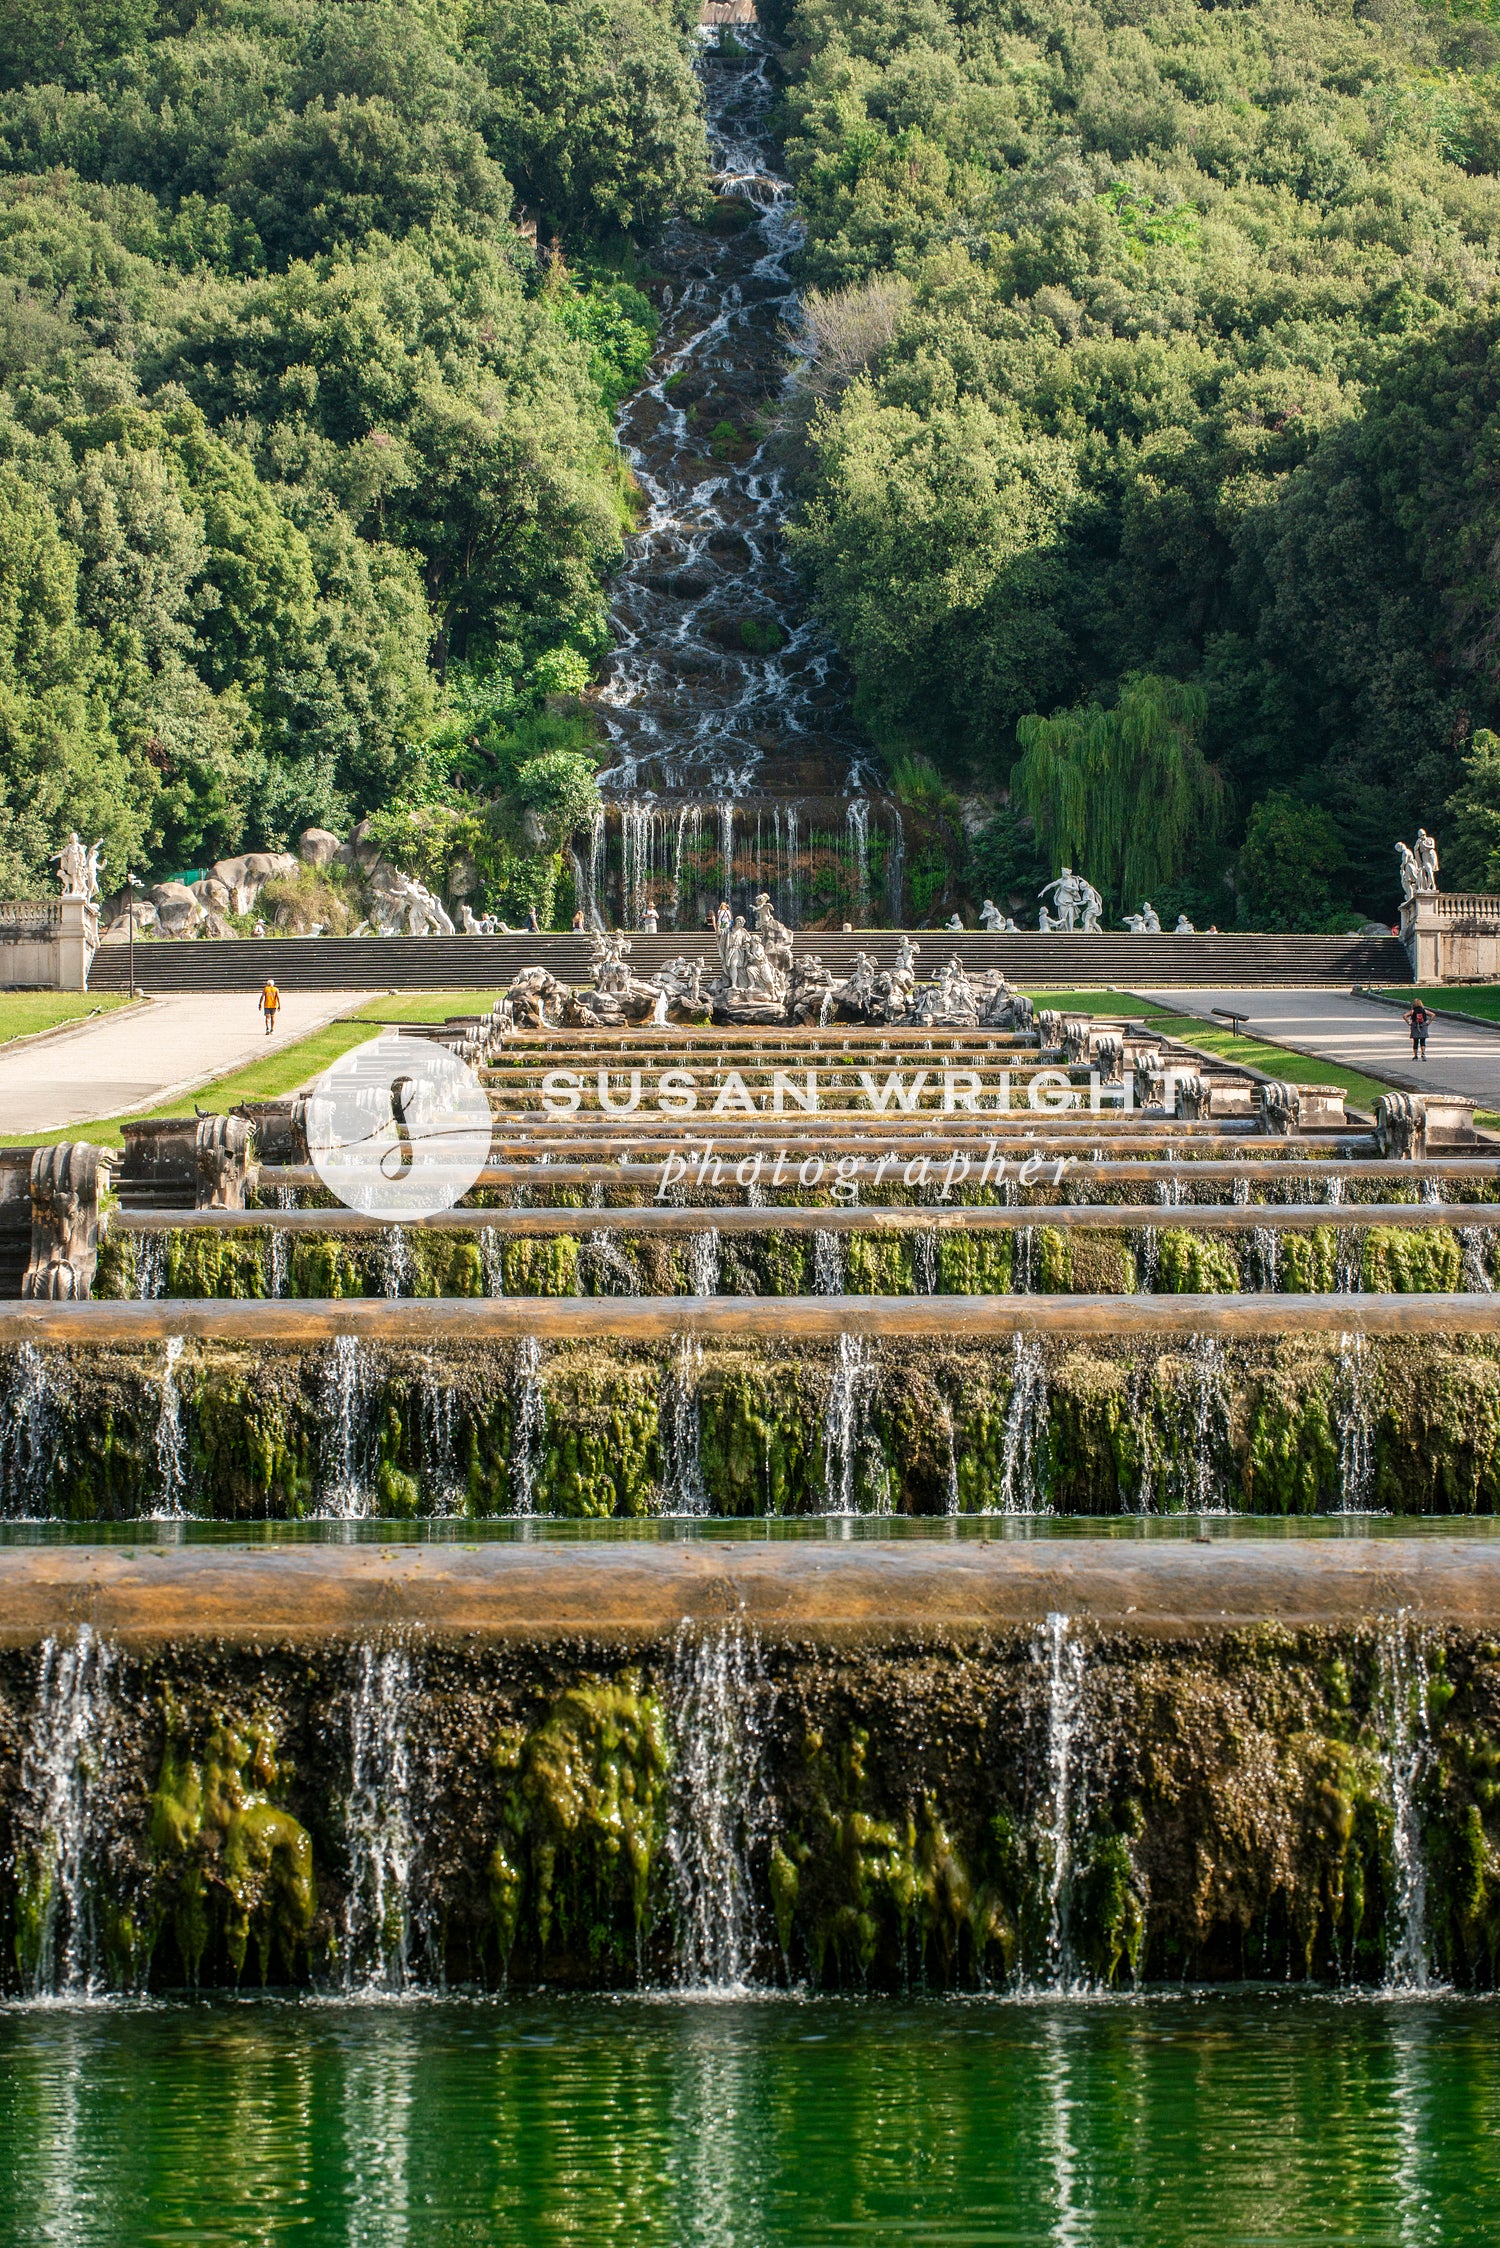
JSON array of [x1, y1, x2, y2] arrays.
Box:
[[1141, 987, 1500, 1110], [0, 991, 375, 1136]]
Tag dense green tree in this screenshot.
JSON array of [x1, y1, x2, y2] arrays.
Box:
[[1236, 792, 1355, 935], [779, 0, 1500, 915], [1010, 673, 1219, 913]]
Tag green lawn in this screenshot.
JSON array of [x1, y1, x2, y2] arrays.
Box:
[[1020, 989, 1175, 1020], [349, 991, 501, 1022], [0, 992, 137, 1043], [1378, 984, 1500, 1023]]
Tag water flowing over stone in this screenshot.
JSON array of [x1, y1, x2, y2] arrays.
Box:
[[1461, 1227, 1494, 1292], [1336, 1333, 1376, 1513], [1378, 1616, 1431, 1991], [592, 19, 889, 926], [689, 1229, 722, 1297], [342, 1644, 418, 1993], [378, 1226, 414, 1301], [480, 1225, 505, 1297], [319, 1336, 375, 1517], [1, 1344, 58, 1517], [998, 1335, 1049, 1513], [812, 1230, 845, 1296], [152, 1335, 187, 1517], [17, 1629, 118, 1997], [510, 1338, 545, 1517], [1036, 1614, 1087, 1990], [135, 1234, 165, 1301], [666, 1620, 770, 1990], [662, 1335, 709, 1516], [822, 1334, 883, 1512]]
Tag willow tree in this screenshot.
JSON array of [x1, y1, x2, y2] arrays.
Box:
[[1010, 675, 1221, 912]]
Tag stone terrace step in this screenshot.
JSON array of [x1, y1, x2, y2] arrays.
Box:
[[87, 930, 1413, 994]]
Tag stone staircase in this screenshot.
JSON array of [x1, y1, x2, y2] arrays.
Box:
[[87, 929, 1413, 995]]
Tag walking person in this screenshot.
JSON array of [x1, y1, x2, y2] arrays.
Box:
[[1404, 998, 1432, 1060], [260, 976, 281, 1036]]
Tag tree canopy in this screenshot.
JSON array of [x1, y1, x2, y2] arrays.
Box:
[[0, 0, 704, 895], [780, 0, 1500, 920]]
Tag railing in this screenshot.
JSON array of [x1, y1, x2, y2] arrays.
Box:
[[1434, 892, 1500, 923], [0, 899, 60, 931]]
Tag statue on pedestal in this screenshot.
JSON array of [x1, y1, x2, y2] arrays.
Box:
[[1395, 840, 1421, 904], [1415, 828, 1440, 892], [53, 833, 103, 900]]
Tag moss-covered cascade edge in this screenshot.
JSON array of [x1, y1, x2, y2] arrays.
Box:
[[6, 1629, 1500, 1996], [8, 1334, 1500, 1520], [94, 1220, 1497, 1303]]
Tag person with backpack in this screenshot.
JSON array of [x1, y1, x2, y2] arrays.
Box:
[[1404, 999, 1432, 1059], [260, 977, 281, 1036]]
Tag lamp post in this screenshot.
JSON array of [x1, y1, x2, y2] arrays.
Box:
[[125, 868, 135, 997]]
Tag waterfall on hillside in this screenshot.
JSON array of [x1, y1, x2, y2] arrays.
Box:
[[665, 1620, 770, 1990], [17, 1629, 119, 1997], [342, 1644, 418, 1993], [592, 17, 880, 927]]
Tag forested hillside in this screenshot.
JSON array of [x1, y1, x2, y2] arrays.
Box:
[[0, 0, 703, 899], [774, 0, 1500, 924]]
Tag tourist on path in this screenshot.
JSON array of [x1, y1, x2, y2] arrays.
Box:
[[1405, 999, 1432, 1059], [259, 977, 281, 1036]]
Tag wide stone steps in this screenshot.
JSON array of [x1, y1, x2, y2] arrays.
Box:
[[86, 929, 1413, 994]]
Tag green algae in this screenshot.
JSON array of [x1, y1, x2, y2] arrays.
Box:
[[503, 1237, 578, 1297], [1362, 1226, 1462, 1293], [1156, 1229, 1241, 1294], [698, 1353, 820, 1516], [147, 1708, 316, 1983], [488, 1677, 670, 1970]]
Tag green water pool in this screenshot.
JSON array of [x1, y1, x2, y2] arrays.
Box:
[[0, 1992, 1493, 2244]]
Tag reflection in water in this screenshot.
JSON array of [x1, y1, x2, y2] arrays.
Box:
[[0, 1995, 1498, 2244]]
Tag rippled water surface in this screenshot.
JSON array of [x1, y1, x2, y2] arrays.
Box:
[[1, 1993, 1495, 2244]]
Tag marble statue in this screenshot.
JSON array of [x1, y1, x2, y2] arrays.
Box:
[[53, 833, 103, 900], [1038, 867, 1103, 931], [1122, 901, 1161, 934], [945, 913, 964, 933], [1415, 828, 1440, 892], [979, 899, 1005, 930], [1396, 840, 1421, 904], [752, 893, 795, 985], [371, 869, 454, 936], [1173, 914, 1195, 934]]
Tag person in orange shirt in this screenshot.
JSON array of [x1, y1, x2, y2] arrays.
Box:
[[260, 977, 281, 1036]]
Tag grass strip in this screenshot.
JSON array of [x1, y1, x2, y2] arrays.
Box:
[[0, 993, 137, 1044], [1378, 985, 1500, 1024]]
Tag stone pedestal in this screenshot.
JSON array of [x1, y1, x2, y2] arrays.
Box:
[[0, 894, 96, 989], [1400, 891, 1500, 982]]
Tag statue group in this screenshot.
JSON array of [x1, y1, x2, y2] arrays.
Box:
[[1395, 829, 1441, 903], [1037, 867, 1104, 931], [506, 893, 1034, 1032]]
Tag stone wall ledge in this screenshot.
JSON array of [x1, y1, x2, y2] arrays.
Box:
[[0, 1536, 1496, 1647]]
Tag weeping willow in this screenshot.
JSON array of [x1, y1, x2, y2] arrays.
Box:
[[1010, 675, 1222, 911]]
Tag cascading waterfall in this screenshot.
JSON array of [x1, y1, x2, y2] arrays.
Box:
[[319, 1336, 374, 1517], [419, 1377, 464, 1516], [812, 1230, 845, 1296], [1036, 1613, 1087, 1990], [1335, 1333, 1376, 1513], [153, 1335, 187, 1517], [1461, 1227, 1494, 1292], [135, 1233, 166, 1300], [690, 1229, 722, 1297], [510, 1337, 546, 1517], [914, 1230, 938, 1294], [1378, 1616, 1431, 1991], [17, 1628, 118, 1997], [379, 1227, 414, 1301], [997, 1335, 1049, 1513], [662, 1334, 708, 1515], [823, 1334, 884, 1513], [592, 19, 880, 921], [665, 1620, 769, 1990], [342, 1644, 417, 1993], [1162, 1335, 1229, 1514], [479, 1225, 505, 1297], [1, 1343, 57, 1517]]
